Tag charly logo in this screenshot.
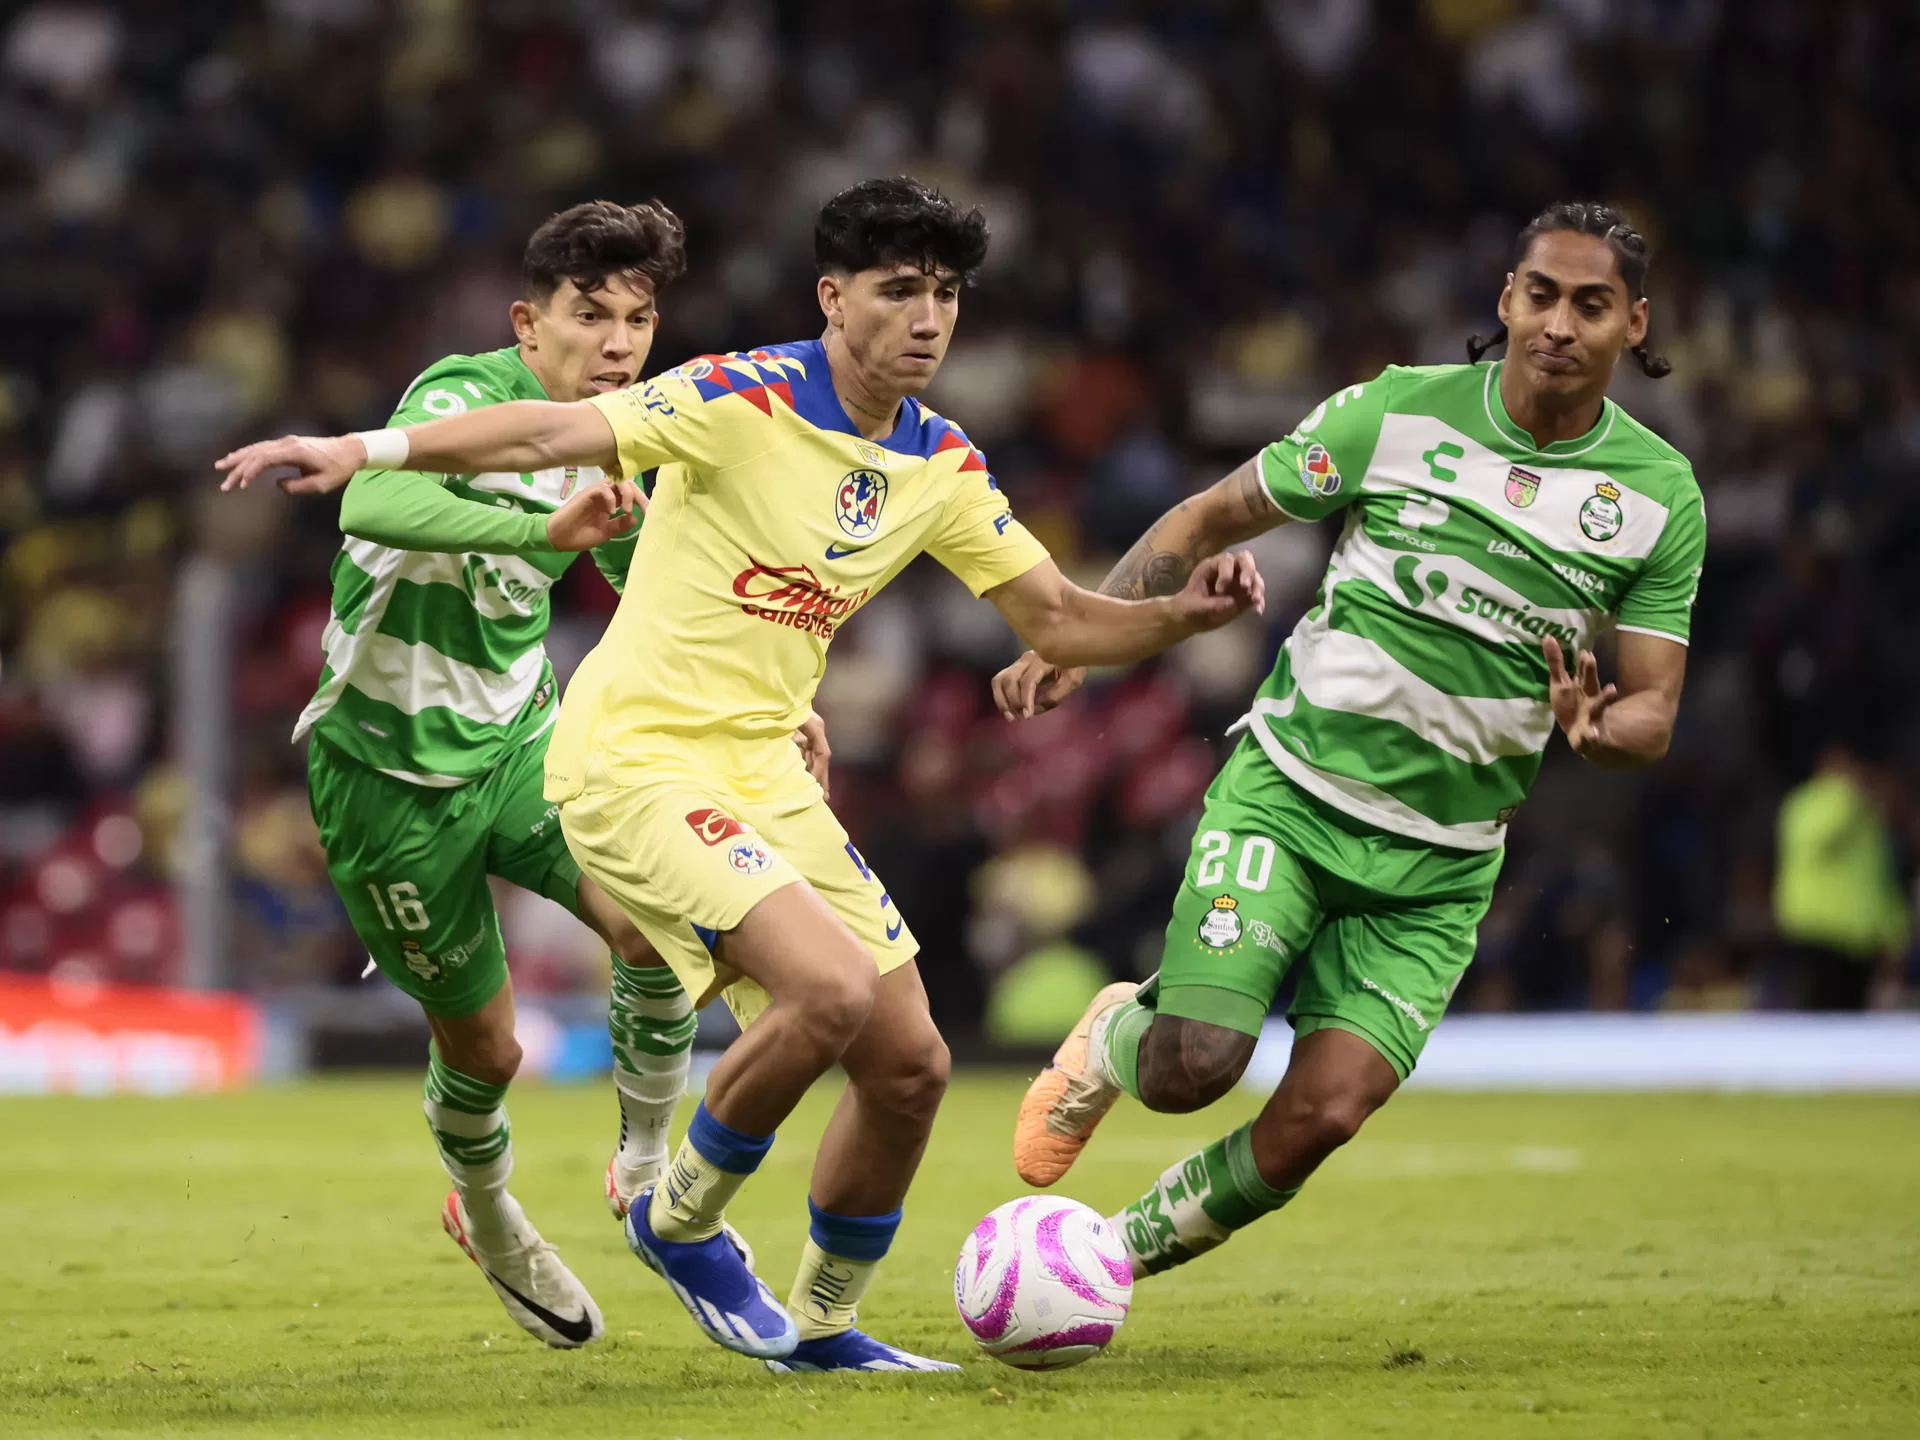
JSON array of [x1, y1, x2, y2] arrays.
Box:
[[1579, 481, 1624, 542], [836, 469, 888, 540], [685, 808, 745, 846], [1504, 465, 1540, 508], [1297, 443, 1341, 498], [1197, 894, 1243, 949]]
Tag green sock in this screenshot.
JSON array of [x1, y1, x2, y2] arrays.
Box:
[[608, 958, 696, 1176], [1094, 999, 1154, 1101], [1109, 1122, 1300, 1277], [423, 1043, 514, 1242]]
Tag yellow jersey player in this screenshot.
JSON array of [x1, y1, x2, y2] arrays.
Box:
[[216, 177, 1264, 1373]]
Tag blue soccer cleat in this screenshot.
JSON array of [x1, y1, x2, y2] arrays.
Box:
[[624, 1185, 797, 1360], [765, 1328, 962, 1374]]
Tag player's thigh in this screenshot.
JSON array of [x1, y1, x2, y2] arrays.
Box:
[[1149, 801, 1324, 1040], [308, 742, 505, 1018], [556, 768, 805, 1019], [1288, 889, 1491, 1081], [480, 732, 582, 912]]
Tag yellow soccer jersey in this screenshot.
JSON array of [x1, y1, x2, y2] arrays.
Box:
[[545, 339, 1049, 795]]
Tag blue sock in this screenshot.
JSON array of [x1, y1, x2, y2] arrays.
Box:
[[807, 1199, 902, 1261], [686, 1101, 775, 1174], [649, 1101, 775, 1241]]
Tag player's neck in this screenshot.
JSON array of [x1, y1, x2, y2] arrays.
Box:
[[1497, 361, 1606, 448], [517, 343, 563, 401], [821, 330, 905, 441]]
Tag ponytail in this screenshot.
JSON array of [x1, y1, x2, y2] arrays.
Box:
[[1466, 325, 1508, 364], [1631, 342, 1672, 379]]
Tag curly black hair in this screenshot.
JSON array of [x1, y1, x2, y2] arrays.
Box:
[[523, 199, 687, 302], [1467, 201, 1671, 379], [814, 176, 990, 279]]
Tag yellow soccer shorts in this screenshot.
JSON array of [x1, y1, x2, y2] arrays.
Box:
[[553, 732, 917, 1027]]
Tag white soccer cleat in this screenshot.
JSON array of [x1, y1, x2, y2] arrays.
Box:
[[441, 1190, 603, 1348]]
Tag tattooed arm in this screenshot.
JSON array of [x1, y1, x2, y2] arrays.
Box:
[[992, 456, 1290, 718]]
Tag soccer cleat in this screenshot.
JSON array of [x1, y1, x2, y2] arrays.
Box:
[[623, 1184, 797, 1360], [766, 1328, 962, 1374], [440, 1190, 603, 1349], [1013, 980, 1139, 1187], [606, 1156, 757, 1270]]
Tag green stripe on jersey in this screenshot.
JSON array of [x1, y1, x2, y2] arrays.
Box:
[[1248, 361, 1705, 850], [296, 346, 619, 786]]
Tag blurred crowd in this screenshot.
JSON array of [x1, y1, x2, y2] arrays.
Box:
[[3, 0, 1918, 1035]]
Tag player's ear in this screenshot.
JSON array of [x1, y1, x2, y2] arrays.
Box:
[[1496, 274, 1514, 327], [1626, 295, 1649, 347], [510, 298, 540, 348], [817, 274, 844, 330]]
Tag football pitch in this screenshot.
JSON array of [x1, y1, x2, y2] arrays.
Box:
[[2, 1075, 1915, 1438]]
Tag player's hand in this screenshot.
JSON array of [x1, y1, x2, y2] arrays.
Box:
[[793, 710, 832, 799], [1171, 550, 1265, 633], [1543, 636, 1618, 757], [546, 480, 645, 551], [215, 434, 366, 495], [993, 650, 1087, 721]]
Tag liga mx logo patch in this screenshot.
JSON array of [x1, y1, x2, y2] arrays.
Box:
[[1297, 443, 1340, 499], [1504, 465, 1540, 508], [836, 469, 888, 540]]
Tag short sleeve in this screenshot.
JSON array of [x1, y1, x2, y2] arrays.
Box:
[[1257, 371, 1394, 521], [1616, 477, 1706, 644], [586, 371, 755, 479], [388, 359, 513, 460], [928, 469, 1050, 597]]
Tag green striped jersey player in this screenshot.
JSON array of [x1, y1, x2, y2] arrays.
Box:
[[1002, 203, 1703, 1282], [222, 201, 821, 1350]]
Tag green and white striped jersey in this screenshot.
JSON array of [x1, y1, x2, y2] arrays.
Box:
[[295, 347, 640, 787], [1240, 360, 1705, 852]]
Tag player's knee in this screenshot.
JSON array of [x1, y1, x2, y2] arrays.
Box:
[[607, 921, 660, 972], [1136, 1018, 1255, 1114], [794, 958, 877, 1046], [877, 1030, 950, 1125], [454, 1034, 523, 1087], [1278, 1088, 1372, 1157]]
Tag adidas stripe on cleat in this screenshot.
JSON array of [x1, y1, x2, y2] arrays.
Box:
[[623, 1184, 796, 1360], [766, 1328, 962, 1374]]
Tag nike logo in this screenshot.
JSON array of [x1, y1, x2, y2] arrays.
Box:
[[824, 543, 867, 560], [484, 1268, 597, 1345], [885, 918, 904, 942]]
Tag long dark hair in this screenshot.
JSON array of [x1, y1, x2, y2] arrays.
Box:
[[1467, 201, 1671, 378]]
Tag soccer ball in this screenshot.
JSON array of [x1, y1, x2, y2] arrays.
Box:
[[954, 1196, 1133, 1370]]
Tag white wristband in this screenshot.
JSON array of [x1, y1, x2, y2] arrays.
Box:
[[353, 428, 411, 469]]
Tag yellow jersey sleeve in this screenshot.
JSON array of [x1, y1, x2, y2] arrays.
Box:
[[927, 468, 1050, 596], [587, 375, 762, 479]]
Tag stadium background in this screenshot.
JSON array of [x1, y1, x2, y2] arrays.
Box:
[[3, 0, 1919, 1073]]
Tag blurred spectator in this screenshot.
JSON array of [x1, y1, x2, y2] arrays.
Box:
[[1771, 745, 1909, 1011]]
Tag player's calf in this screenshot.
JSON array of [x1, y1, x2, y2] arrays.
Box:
[[1134, 1015, 1256, 1114]]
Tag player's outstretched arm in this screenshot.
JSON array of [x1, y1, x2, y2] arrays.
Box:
[[1543, 631, 1687, 769], [215, 400, 620, 495], [986, 552, 1264, 678], [992, 456, 1286, 718], [339, 468, 643, 557]]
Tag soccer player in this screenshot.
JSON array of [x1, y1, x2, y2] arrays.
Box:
[[222, 200, 822, 1348], [216, 176, 1265, 1372], [999, 203, 1704, 1282]]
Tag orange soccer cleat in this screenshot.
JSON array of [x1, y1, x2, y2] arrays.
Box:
[[1012, 981, 1139, 1186]]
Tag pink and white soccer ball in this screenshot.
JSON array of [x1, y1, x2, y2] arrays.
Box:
[[954, 1196, 1133, 1370]]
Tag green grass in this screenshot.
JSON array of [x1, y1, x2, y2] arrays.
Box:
[[1, 1075, 1916, 1438]]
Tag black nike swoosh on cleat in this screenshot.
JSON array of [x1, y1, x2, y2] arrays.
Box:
[[484, 1269, 597, 1345]]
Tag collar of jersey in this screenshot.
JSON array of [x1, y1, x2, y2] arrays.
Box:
[[1481, 360, 1616, 459], [766, 339, 951, 457], [491, 345, 554, 401]]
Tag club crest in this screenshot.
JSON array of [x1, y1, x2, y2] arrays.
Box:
[[1504, 465, 1540, 508], [1197, 894, 1243, 950], [1579, 482, 1624, 542], [1297, 443, 1341, 499], [836, 468, 888, 540]]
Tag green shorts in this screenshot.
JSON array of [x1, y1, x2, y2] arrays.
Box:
[[1149, 735, 1501, 1079], [307, 731, 583, 1017]]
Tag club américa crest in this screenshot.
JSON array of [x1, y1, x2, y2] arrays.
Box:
[[1197, 894, 1243, 950], [1504, 465, 1540, 508], [836, 469, 888, 540]]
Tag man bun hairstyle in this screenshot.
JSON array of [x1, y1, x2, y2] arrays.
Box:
[[1467, 200, 1672, 379], [815, 176, 990, 280], [523, 199, 687, 302]]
